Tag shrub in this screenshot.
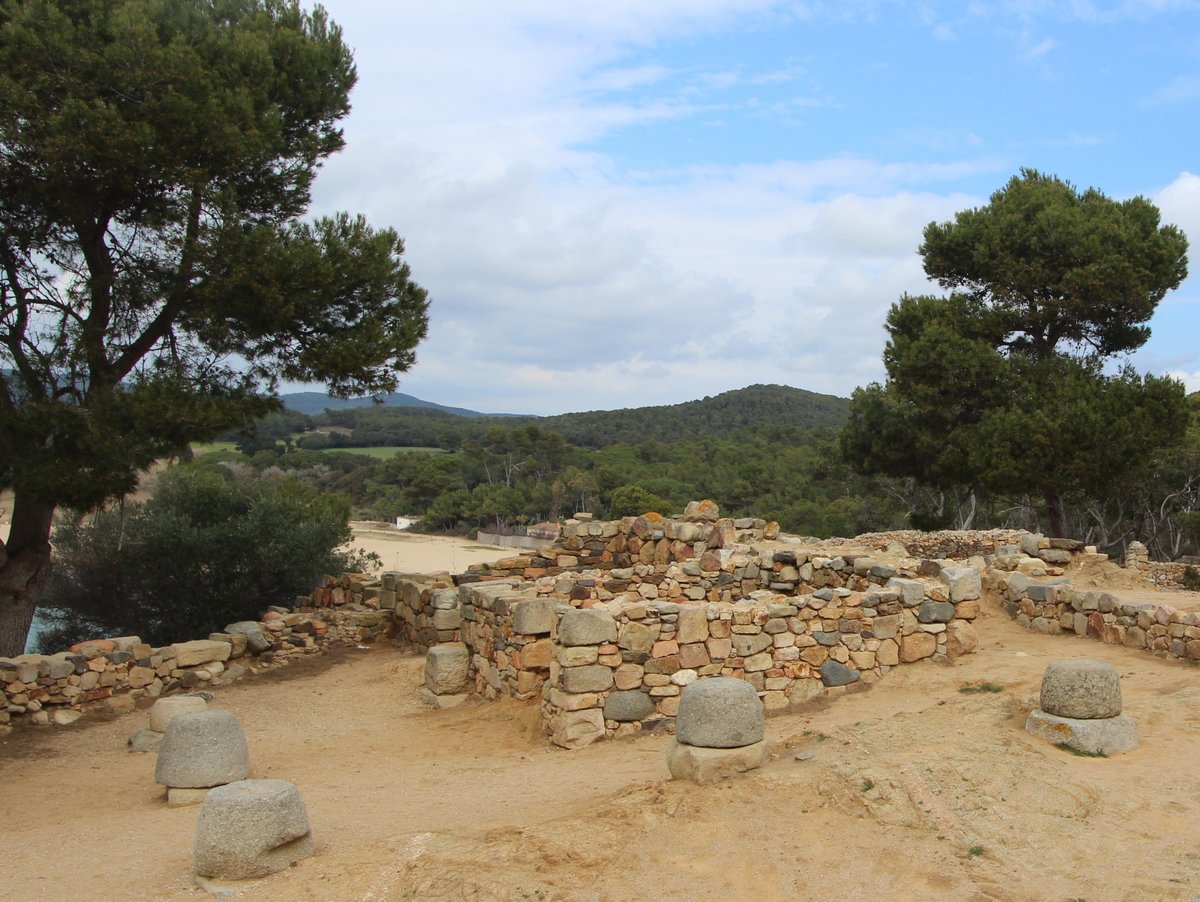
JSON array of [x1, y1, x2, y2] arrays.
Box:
[[608, 485, 674, 519], [1183, 565, 1200, 592], [36, 466, 369, 650]]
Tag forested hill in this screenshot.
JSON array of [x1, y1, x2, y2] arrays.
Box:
[[280, 390, 502, 418], [287, 383, 851, 451], [537, 384, 850, 448]]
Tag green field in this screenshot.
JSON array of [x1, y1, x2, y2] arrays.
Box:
[[190, 442, 239, 456], [317, 446, 446, 459]]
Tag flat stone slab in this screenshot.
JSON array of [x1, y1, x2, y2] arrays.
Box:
[[194, 779, 315, 880], [675, 677, 764, 749], [156, 710, 250, 789], [1040, 659, 1122, 719], [1025, 709, 1139, 756], [418, 688, 469, 709], [666, 738, 771, 785]]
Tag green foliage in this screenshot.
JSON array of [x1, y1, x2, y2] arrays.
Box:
[[608, 485, 674, 518], [1179, 511, 1200, 555], [1055, 743, 1107, 758], [1183, 566, 1200, 592], [37, 466, 366, 650], [0, 0, 427, 510], [0, 0, 428, 654], [843, 171, 1190, 537]]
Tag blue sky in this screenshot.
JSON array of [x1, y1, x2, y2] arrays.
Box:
[[310, 1, 1200, 415]]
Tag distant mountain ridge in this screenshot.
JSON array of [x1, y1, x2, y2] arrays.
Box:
[[279, 391, 517, 418], [282, 384, 851, 449]]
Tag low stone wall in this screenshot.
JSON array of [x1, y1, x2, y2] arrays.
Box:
[[475, 531, 546, 551], [0, 574, 394, 729], [990, 534, 1200, 662], [403, 507, 989, 748], [827, 529, 1029, 560]]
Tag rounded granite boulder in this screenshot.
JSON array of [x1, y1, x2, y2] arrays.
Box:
[[155, 709, 250, 789], [1040, 659, 1122, 720], [193, 779, 315, 880], [675, 677, 764, 749]]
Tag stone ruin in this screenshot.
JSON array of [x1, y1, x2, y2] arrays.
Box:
[[1025, 659, 1138, 756]]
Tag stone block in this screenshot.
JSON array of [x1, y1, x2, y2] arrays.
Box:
[[945, 621, 978, 658], [560, 664, 614, 693], [665, 738, 770, 785], [155, 710, 250, 789], [618, 621, 660, 653], [172, 640, 232, 668], [886, 578, 925, 607], [676, 677, 764, 749], [917, 601, 955, 624], [432, 608, 462, 631], [193, 780, 315, 880], [676, 606, 709, 644], [419, 688, 469, 709], [1039, 659, 1122, 719], [550, 708, 605, 749], [604, 690, 655, 722], [149, 695, 208, 733], [819, 660, 859, 687], [520, 639, 552, 670], [557, 609, 617, 646], [731, 632, 771, 657], [1025, 710, 1138, 756], [425, 643, 470, 695], [898, 632, 937, 663], [938, 567, 981, 602], [513, 599, 557, 636]]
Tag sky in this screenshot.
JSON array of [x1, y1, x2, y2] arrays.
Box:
[[307, 0, 1200, 416]]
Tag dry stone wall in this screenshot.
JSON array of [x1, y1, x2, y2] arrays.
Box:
[[0, 573, 393, 729], [991, 534, 1200, 662], [396, 508, 988, 748]]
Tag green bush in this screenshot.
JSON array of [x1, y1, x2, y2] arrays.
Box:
[[607, 485, 674, 519], [1183, 565, 1200, 592], [36, 466, 369, 650]]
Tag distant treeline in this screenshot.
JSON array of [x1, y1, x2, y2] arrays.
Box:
[[206, 384, 1200, 560]]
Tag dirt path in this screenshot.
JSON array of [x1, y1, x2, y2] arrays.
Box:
[[5, 598, 1200, 901]]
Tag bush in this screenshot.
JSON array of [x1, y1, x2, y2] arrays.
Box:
[[36, 466, 370, 651], [1184, 565, 1200, 592], [608, 485, 674, 519]]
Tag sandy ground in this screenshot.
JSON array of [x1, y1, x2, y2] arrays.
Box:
[[344, 521, 511, 575], [6, 577, 1200, 901]]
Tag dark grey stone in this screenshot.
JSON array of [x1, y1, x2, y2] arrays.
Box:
[[819, 660, 860, 687], [603, 690, 655, 722], [917, 600, 956, 623]]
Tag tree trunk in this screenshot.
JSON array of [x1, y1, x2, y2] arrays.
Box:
[[1044, 489, 1067, 539], [0, 492, 55, 657]]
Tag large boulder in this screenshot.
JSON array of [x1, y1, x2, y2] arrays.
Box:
[[675, 677, 764, 749], [155, 710, 250, 789], [193, 780, 315, 880], [1039, 659, 1122, 719]]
